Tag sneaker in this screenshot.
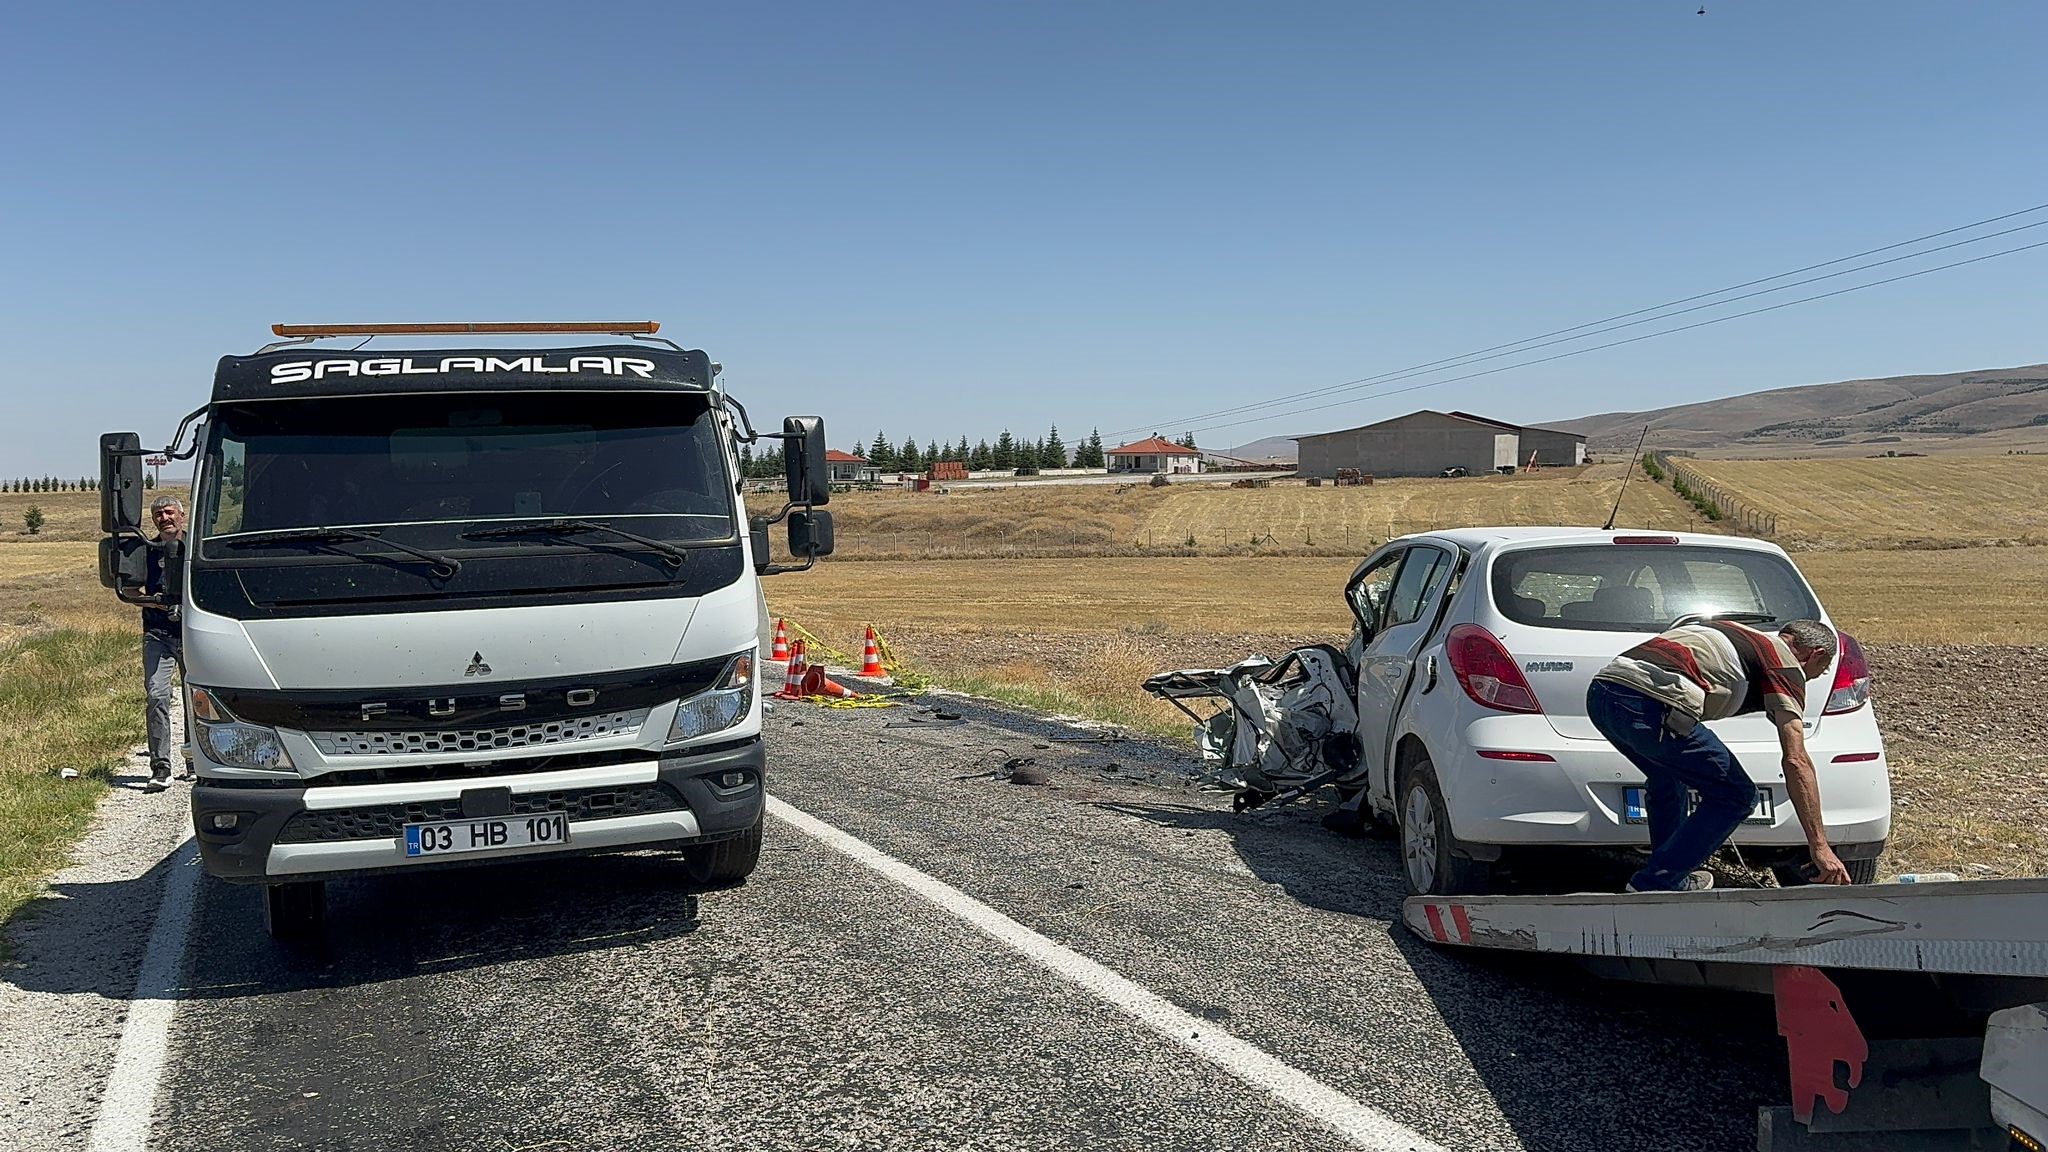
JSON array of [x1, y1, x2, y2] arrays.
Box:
[[146, 761, 172, 792], [1626, 871, 1714, 893]]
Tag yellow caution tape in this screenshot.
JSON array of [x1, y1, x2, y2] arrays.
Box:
[[772, 618, 932, 705]]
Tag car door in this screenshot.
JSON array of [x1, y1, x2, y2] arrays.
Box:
[[1351, 543, 1458, 804]]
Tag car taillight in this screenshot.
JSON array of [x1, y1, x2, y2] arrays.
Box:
[[1823, 631, 1871, 715], [1445, 624, 1544, 714]]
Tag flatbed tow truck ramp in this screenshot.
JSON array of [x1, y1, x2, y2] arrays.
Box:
[[1404, 880, 2048, 1150]]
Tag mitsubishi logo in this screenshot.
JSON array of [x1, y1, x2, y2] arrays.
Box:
[[464, 651, 493, 677]]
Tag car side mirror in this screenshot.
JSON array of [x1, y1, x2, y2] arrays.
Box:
[[99, 535, 149, 592], [789, 509, 834, 559], [782, 416, 830, 507], [100, 432, 145, 533]]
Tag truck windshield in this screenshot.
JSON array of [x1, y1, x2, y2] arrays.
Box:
[[199, 391, 734, 545]]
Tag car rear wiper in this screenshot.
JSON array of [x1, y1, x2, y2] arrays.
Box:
[[461, 519, 685, 569], [218, 527, 463, 578]]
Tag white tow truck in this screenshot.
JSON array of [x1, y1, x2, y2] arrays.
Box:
[[98, 321, 836, 942]]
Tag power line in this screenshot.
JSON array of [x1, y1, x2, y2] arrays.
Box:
[[1110, 199, 2048, 439], [1185, 233, 2048, 437], [1131, 215, 2048, 437]]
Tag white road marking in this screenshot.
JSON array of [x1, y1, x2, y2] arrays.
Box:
[[87, 837, 201, 1152], [766, 796, 1447, 1152]]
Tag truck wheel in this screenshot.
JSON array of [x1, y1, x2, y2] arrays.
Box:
[[263, 880, 326, 944], [1771, 856, 1880, 887], [683, 815, 763, 886], [1398, 761, 1493, 897]]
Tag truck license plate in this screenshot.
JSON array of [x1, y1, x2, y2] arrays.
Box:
[[403, 812, 568, 857], [1623, 787, 1774, 825]]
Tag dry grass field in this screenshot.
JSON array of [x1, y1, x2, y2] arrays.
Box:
[[5, 478, 2044, 905], [1680, 454, 2048, 548], [0, 523, 147, 930], [769, 548, 2048, 877], [771, 548, 2048, 653], [795, 464, 1714, 559]]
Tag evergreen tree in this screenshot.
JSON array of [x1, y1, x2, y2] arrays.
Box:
[[899, 436, 921, 471], [1177, 432, 1199, 449], [868, 430, 895, 472], [970, 439, 992, 469], [955, 436, 971, 463], [992, 430, 1016, 470], [925, 441, 940, 467], [1042, 425, 1067, 469], [1080, 428, 1107, 469], [24, 505, 44, 535]]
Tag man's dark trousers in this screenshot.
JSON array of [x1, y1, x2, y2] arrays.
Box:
[[1586, 679, 1758, 891]]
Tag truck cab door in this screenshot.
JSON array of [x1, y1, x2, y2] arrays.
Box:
[[1350, 543, 1457, 807]]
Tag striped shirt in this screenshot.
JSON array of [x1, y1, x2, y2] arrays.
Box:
[[1592, 621, 1807, 724]]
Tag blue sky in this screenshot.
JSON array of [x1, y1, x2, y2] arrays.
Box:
[[3, 1, 2045, 471]]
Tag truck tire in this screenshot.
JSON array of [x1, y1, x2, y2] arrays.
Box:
[[1771, 856, 1880, 887], [683, 815, 763, 886], [263, 880, 326, 944], [1398, 760, 1493, 897]]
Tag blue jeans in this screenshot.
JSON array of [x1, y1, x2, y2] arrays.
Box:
[[1586, 680, 1757, 891], [144, 634, 183, 769]]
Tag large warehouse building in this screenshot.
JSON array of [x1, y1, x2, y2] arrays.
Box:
[[1291, 410, 1586, 479]]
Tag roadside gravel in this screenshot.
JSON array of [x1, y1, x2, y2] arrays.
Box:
[[0, 714, 191, 1151]]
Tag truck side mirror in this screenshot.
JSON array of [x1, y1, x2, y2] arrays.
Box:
[[782, 416, 831, 506], [789, 509, 834, 558], [98, 536, 149, 592], [101, 432, 145, 533], [161, 538, 185, 602]]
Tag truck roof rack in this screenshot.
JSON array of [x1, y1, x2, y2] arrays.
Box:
[[259, 322, 680, 356], [271, 322, 661, 337]]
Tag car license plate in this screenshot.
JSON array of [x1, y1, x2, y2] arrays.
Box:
[[1623, 787, 1774, 825], [403, 812, 569, 857]]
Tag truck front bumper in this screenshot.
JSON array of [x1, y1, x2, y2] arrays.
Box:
[[192, 738, 765, 883]]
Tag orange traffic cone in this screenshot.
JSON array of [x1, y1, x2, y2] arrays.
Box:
[[771, 618, 790, 662], [777, 639, 807, 699], [811, 671, 858, 699], [859, 626, 885, 677]]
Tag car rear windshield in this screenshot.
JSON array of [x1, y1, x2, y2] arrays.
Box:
[[1490, 544, 1821, 632]]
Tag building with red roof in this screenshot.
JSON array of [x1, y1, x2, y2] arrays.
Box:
[[1107, 435, 1204, 475], [824, 450, 880, 483]]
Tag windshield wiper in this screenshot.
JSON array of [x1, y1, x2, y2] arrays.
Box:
[[461, 519, 685, 569], [219, 527, 463, 579]]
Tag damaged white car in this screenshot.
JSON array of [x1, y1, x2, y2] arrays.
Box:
[[1148, 528, 1891, 897]]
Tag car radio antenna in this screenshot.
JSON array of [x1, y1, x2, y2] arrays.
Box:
[[1603, 423, 1652, 531]]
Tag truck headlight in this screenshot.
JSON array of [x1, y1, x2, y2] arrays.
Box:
[[189, 687, 295, 771], [669, 653, 754, 743]]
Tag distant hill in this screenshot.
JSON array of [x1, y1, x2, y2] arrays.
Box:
[[1213, 435, 1299, 465], [1551, 363, 2048, 457]]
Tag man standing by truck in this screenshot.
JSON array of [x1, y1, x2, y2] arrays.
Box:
[[140, 494, 185, 792], [1586, 618, 1848, 891]]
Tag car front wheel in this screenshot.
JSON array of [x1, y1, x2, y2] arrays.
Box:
[[1399, 760, 1494, 897]]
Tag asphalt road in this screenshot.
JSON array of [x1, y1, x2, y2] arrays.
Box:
[[16, 695, 1790, 1151]]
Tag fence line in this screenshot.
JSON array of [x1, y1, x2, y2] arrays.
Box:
[[1658, 457, 1780, 537]]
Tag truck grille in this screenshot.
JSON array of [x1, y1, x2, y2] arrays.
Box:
[[309, 709, 650, 756], [275, 783, 684, 843]]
